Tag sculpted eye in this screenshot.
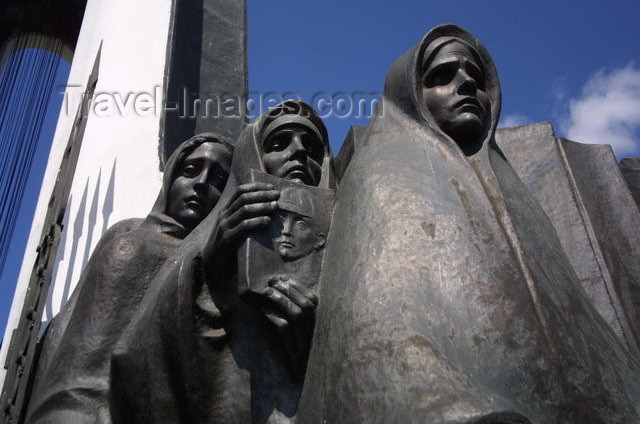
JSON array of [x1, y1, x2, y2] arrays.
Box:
[[209, 171, 228, 188], [303, 134, 324, 163], [466, 63, 485, 90], [424, 63, 456, 88], [183, 164, 198, 177], [294, 219, 309, 230], [265, 134, 289, 152]]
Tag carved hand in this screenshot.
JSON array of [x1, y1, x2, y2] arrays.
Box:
[[260, 275, 318, 378], [203, 182, 280, 282]]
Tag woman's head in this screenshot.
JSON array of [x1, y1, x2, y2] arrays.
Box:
[[419, 38, 491, 149], [164, 133, 234, 231], [382, 24, 501, 155], [257, 101, 329, 187]]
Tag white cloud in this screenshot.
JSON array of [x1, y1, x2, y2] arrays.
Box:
[[499, 113, 530, 128], [562, 64, 640, 157]]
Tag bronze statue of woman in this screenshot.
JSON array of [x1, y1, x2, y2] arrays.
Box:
[[298, 24, 640, 423], [24, 133, 234, 423], [109, 101, 334, 423]]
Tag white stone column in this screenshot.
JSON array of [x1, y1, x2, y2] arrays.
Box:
[[0, 0, 174, 383]]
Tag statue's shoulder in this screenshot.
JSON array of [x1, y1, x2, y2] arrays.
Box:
[[82, 218, 147, 265], [97, 218, 146, 245], [104, 218, 145, 235]]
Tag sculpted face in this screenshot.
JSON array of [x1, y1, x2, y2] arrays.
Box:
[[167, 142, 231, 230], [421, 41, 491, 147], [262, 123, 325, 186], [270, 187, 326, 261], [273, 210, 324, 261]]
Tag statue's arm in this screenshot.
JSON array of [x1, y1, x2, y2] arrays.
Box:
[[196, 182, 280, 337], [202, 182, 279, 284], [260, 275, 318, 378]]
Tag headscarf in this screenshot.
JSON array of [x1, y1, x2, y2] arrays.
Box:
[[109, 102, 333, 423], [147, 132, 234, 238], [230, 100, 334, 190], [298, 24, 640, 423], [24, 132, 234, 424]]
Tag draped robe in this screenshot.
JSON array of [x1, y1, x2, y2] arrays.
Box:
[[298, 25, 640, 424], [110, 102, 334, 424], [24, 138, 206, 424]]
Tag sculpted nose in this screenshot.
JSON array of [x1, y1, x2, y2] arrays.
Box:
[[457, 69, 477, 95], [290, 134, 306, 155], [282, 216, 293, 236], [193, 170, 209, 191]]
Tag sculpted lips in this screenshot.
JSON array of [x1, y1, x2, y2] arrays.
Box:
[[277, 237, 295, 249], [184, 195, 205, 213], [284, 164, 309, 181], [453, 97, 481, 111]]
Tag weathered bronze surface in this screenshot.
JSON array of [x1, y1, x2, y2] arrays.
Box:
[[24, 134, 233, 423], [19, 21, 640, 424], [298, 24, 640, 423], [621, 158, 640, 206], [237, 170, 333, 293], [497, 124, 640, 356], [108, 101, 333, 423]]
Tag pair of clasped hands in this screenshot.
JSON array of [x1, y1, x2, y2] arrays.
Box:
[[204, 182, 316, 375]]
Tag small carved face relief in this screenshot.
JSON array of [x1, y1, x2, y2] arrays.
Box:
[[270, 186, 326, 261], [167, 142, 231, 230], [262, 124, 324, 186], [273, 210, 325, 262], [421, 41, 491, 147]]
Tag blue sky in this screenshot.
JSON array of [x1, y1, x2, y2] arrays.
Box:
[[249, 0, 640, 157], [1, 0, 640, 335]]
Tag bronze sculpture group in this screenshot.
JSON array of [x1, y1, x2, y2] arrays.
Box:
[[23, 25, 640, 424]]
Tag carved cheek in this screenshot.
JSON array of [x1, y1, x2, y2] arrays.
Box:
[[298, 229, 315, 249], [263, 152, 286, 177], [480, 93, 491, 119], [167, 178, 188, 216]]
